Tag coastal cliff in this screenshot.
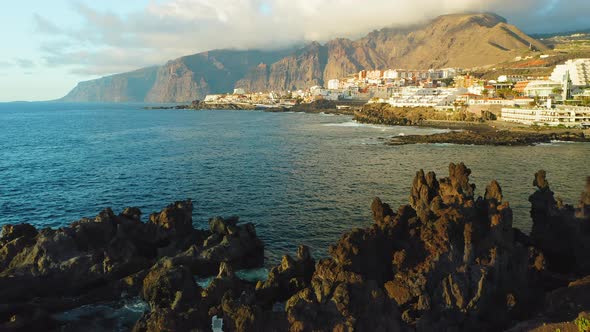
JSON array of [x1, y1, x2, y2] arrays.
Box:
[[61, 13, 547, 103], [1, 164, 589, 331], [61, 66, 159, 103]]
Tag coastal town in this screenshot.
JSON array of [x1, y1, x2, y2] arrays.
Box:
[[201, 58, 590, 128], [5, 4, 590, 332]]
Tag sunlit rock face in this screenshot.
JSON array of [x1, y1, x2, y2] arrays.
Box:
[[61, 13, 547, 103]]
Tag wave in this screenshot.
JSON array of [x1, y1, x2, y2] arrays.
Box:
[[322, 121, 394, 130], [535, 140, 581, 146], [549, 140, 579, 144], [430, 143, 463, 147], [53, 297, 148, 331], [322, 121, 452, 136], [195, 276, 215, 288], [236, 267, 269, 282], [195, 267, 269, 288]]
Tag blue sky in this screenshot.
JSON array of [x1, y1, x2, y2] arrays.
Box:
[[0, 0, 148, 101], [0, 0, 588, 102]]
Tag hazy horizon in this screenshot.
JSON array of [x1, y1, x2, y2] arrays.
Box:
[[1, 0, 589, 102]]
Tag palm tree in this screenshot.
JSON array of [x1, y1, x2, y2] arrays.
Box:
[[552, 87, 563, 95]]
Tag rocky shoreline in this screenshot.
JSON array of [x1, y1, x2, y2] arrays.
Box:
[[0, 201, 264, 331], [388, 129, 590, 146], [354, 103, 590, 146], [143, 100, 359, 115], [353, 103, 489, 126], [143, 101, 258, 111], [1, 164, 590, 331]]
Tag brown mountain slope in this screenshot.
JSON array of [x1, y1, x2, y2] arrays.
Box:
[[355, 13, 547, 69], [61, 13, 548, 103]]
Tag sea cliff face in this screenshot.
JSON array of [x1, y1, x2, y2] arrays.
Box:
[[61, 13, 548, 103], [1, 163, 589, 331], [61, 66, 159, 103], [145, 59, 205, 103]]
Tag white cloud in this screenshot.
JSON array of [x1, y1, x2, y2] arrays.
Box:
[[15, 58, 36, 68], [33, 14, 63, 34], [35, 0, 590, 77]]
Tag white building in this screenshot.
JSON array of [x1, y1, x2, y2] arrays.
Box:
[[204, 94, 223, 103], [366, 70, 383, 80], [327, 79, 340, 90], [428, 70, 443, 80], [233, 88, 246, 95], [311, 86, 341, 101], [367, 78, 383, 85], [387, 87, 467, 107], [498, 75, 525, 83], [468, 84, 485, 96], [383, 69, 399, 79], [292, 90, 306, 98], [310, 86, 328, 97], [550, 59, 590, 87], [468, 98, 534, 107], [441, 68, 458, 79], [501, 106, 590, 127], [523, 80, 563, 97]]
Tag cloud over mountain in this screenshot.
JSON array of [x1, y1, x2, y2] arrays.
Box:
[[35, 0, 589, 76]]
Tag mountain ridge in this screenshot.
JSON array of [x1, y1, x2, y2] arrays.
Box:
[[61, 13, 548, 103]]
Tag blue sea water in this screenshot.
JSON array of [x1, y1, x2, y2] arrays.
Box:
[[1, 102, 589, 263]]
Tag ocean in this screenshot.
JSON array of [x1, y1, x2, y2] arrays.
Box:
[[1, 102, 589, 263]]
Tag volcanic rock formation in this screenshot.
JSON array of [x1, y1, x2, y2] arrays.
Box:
[[529, 171, 590, 275], [1, 164, 589, 331], [0, 200, 263, 331]]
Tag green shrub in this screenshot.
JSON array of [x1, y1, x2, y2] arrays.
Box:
[[576, 316, 590, 332]]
